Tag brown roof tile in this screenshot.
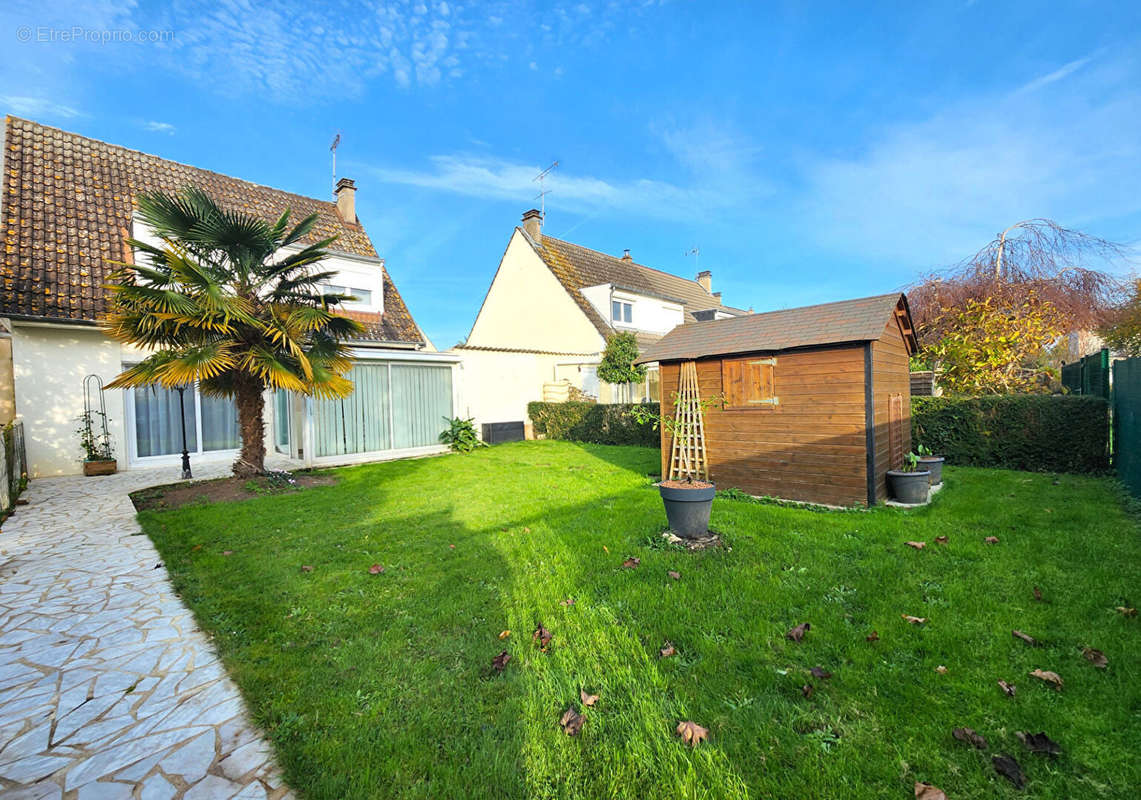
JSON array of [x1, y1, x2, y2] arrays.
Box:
[[2, 116, 423, 344], [637, 293, 915, 363]]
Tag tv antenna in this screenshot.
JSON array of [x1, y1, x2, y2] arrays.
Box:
[[684, 247, 700, 270], [533, 160, 559, 219], [330, 132, 341, 195]]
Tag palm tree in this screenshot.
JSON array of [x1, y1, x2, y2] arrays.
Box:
[[103, 187, 364, 477]]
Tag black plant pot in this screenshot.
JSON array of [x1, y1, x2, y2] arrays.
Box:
[[659, 482, 716, 539], [886, 470, 931, 504], [917, 456, 944, 485]]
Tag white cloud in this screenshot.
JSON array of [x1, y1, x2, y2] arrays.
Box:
[[0, 96, 83, 119], [144, 120, 176, 134], [1015, 52, 1098, 94]]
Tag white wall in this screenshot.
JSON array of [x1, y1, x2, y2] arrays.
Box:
[[580, 283, 685, 336]]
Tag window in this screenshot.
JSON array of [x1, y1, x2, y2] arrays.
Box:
[[722, 357, 778, 408], [130, 383, 239, 459], [322, 284, 373, 305], [351, 288, 372, 304], [612, 300, 632, 323]]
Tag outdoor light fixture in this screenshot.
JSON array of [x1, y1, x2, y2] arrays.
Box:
[[175, 385, 193, 479]]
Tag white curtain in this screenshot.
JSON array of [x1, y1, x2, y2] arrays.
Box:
[[201, 394, 240, 452], [134, 386, 196, 457]]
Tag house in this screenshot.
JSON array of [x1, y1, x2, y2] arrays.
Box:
[[637, 293, 918, 507], [456, 208, 746, 439], [0, 116, 460, 477]]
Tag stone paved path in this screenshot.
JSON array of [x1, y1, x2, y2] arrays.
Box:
[[0, 462, 293, 800]]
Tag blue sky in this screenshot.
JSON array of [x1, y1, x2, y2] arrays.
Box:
[[3, 1, 1139, 347]]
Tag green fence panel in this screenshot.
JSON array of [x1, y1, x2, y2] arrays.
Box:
[[1061, 362, 1082, 394], [1114, 357, 1141, 498], [1062, 349, 1111, 399]]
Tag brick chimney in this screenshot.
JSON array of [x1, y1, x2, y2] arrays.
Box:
[[713, 291, 722, 303], [696, 270, 712, 293], [335, 177, 357, 224], [521, 208, 542, 240]]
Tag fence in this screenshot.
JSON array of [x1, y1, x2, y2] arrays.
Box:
[[0, 420, 28, 511], [1114, 357, 1141, 498], [1061, 348, 1111, 399]]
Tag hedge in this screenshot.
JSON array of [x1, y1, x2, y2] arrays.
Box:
[[528, 402, 659, 447], [911, 395, 1109, 474]]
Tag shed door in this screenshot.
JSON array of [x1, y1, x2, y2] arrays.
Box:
[[888, 393, 905, 469]]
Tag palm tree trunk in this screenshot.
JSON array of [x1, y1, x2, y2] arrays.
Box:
[[233, 376, 266, 477]]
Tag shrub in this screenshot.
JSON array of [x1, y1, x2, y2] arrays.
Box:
[[439, 417, 486, 453], [912, 395, 1109, 474], [528, 402, 659, 447]]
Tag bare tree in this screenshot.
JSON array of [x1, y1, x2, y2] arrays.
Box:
[[910, 219, 1131, 345]]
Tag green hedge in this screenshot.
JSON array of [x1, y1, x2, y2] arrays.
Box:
[[528, 402, 659, 447], [911, 395, 1109, 474]]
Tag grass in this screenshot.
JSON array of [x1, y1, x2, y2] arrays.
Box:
[[138, 441, 1140, 799]]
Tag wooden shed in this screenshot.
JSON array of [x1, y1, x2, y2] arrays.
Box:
[[637, 293, 919, 507]]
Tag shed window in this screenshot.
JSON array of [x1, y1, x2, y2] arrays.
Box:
[[722, 357, 778, 408]]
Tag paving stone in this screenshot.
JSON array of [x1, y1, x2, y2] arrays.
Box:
[[76, 780, 135, 799], [183, 774, 246, 800], [139, 772, 179, 800], [159, 728, 216, 784]]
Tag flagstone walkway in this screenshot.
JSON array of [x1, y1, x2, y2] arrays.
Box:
[[0, 462, 294, 800]]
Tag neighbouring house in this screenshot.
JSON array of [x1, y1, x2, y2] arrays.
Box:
[[637, 293, 918, 507], [0, 116, 460, 477], [456, 208, 747, 440]]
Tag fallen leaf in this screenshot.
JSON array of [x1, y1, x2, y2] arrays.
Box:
[[786, 622, 811, 642], [491, 650, 511, 672], [801, 683, 814, 699], [952, 727, 988, 749], [809, 666, 832, 679], [998, 680, 1017, 697], [675, 720, 708, 747], [449, 544, 455, 549], [1016, 731, 1061, 756], [603, 545, 609, 554], [1029, 669, 1063, 690], [192, 544, 203, 552], [993, 754, 1026, 788], [1033, 586, 1044, 601], [1012, 629, 1037, 646], [667, 570, 681, 581], [559, 707, 584, 736], [222, 550, 233, 556], [580, 689, 599, 707], [498, 630, 510, 639], [368, 563, 384, 575], [1082, 647, 1107, 668], [1116, 606, 1137, 617], [914, 782, 947, 800], [300, 565, 314, 573], [934, 536, 948, 545], [905, 541, 926, 550], [660, 641, 676, 658], [901, 614, 927, 625], [935, 665, 948, 674], [560, 597, 575, 607], [866, 630, 879, 642], [523, 527, 531, 534], [621, 557, 641, 569], [984, 536, 1000, 544], [533, 625, 552, 649]]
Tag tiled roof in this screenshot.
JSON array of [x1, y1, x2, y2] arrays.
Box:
[[637, 293, 915, 363], [526, 231, 737, 339], [2, 116, 423, 344]]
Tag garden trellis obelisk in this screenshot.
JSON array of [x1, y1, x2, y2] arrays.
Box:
[[667, 360, 709, 481]]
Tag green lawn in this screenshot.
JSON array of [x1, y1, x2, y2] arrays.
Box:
[[139, 441, 1140, 799]]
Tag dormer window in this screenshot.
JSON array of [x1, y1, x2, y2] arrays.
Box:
[[324, 284, 373, 306], [612, 300, 632, 324]]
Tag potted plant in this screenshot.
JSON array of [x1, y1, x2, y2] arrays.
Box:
[[916, 444, 945, 486], [76, 409, 116, 476], [887, 451, 930, 504]]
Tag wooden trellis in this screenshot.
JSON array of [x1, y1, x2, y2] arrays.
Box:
[[667, 360, 709, 481]]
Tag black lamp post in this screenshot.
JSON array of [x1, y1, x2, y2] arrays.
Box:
[[176, 386, 193, 479]]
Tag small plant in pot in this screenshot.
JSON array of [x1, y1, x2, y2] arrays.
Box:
[[887, 451, 931, 504], [76, 409, 116, 476], [916, 444, 944, 486]]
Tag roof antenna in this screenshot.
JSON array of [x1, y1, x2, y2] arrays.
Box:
[[684, 246, 700, 270], [329, 132, 341, 196], [533, 160, 559, 221]]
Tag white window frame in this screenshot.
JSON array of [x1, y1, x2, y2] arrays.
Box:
[[123, 380, 241, 468]]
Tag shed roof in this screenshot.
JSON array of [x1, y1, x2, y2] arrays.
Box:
[[636, 292, 916, 363]]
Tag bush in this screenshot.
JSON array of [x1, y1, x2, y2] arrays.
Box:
[[439, 417, 486, 453], [528, 402, 659, 447], [912, 395, 1109, 474]]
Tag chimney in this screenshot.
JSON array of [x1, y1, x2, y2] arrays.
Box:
[[335, 177, 357, 224], [521, 208, 542, 240], [713, 291, 722, 303], [696, 270, 712, 293], [621, 249, 632, 262]]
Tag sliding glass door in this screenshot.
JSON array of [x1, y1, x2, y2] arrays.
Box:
[[130, 383, 239, 460]]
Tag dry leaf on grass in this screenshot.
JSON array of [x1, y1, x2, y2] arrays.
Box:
[[1012, 629, 1037, 646], [1016, 731, 1061, 756], [914, 782, 947, 800], [1082, 647, 1107, 668], [786, 622, 811, 642], [223, 550, 233, 556], [984, 536, 1000, 544], [368, 564, 384, 575], [905, 541, 926, 550], [523, 527, 531, 534], [935, 665, 948, 674], [667, 570, 681, 581], [533, 625, 552, 650], [660, 641, 677, 658], [866, 630, 880, 642], [580, 689, 599, 707], [560, 598, 575, 607], [934, 536, 948, 545], [809, 666, 832, 679], [621, 557, 641, 569], [602, 545, 609, 554], [993, 754, 1026, 788], [1116, 606, 1137, 617], [676, 720, 708, 747], [449, 544, 455, 549], [952, 727, 988, 749], [300, 565, 314, 573], [1029, 669, 1063, 690], [901, 614, 927, 625], [491, 650, 511, 672], [800, 684, 814, 699], [997, 680, 1017, 697], [498, 630, 510, 639], [1033, 586, 1044, 602], [559, 707, 585, 736]]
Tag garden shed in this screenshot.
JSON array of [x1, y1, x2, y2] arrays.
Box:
[[637, 293, 918, 506]]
